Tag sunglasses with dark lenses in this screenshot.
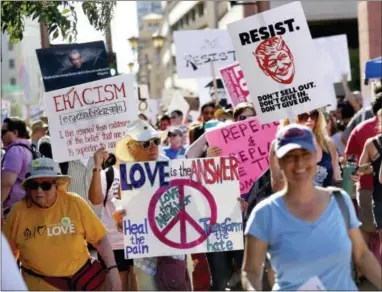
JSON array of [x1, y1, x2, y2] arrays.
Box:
[[139, 138, 161, 149], [297, 110, 319, 122], [168, 132, 179, 138], [25, 181, 55, 191], [237, 115, 252, 121]]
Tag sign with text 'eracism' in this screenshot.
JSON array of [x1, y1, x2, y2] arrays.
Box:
[[206, 118, 279, 196], [227, 1, 332, 123], [219, 62, 249, 106], [44, 74, 137, 163], [174, 29, 236, 78], [120, 158, 244, 259]]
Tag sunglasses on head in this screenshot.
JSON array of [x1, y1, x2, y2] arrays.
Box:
[[297, 110, 319, 122], [25, 180, 56, 191], [138, 138, 161, 149]]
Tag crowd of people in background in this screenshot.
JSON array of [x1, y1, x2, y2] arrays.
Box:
[[1, 78, 382, 291]]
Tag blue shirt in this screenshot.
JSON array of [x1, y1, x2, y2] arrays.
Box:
[[245, 190, 360, 290], [163, 146, 186, 160], [314, 150, 333, 187]]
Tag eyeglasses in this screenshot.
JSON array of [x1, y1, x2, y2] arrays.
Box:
[[1, 129, 10, 136], [168, 132, 180, 138], [138, 138, 161, 149], [25, 181, 56, 191], [297, 110, 319, 122], [237, 115, 253, 121]]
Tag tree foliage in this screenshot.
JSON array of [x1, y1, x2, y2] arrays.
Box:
[[1, 1, 115, 44]]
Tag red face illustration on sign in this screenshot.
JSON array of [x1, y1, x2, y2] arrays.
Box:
[[253, 36, 295, 84]]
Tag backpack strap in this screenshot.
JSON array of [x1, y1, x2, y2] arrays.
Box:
[[332, 189, 350, 230], [104, 166, 115, 207], [372, 136, 382, 155]]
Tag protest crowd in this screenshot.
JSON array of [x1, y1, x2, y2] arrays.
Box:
[[1, 1, 382, 291]]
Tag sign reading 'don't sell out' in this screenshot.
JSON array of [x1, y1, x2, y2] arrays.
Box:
[[227, 1, 332, 123], [44, 74, 138, 163]]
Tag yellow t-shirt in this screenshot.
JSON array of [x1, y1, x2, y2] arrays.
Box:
[[4, 191, 107, 291]]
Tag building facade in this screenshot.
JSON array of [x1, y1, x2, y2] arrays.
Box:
[[152, 0, 362, 103], [1, 18, 43, 118], [137, 1, 163, 29]]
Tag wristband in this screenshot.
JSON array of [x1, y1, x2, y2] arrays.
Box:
[[107, 265, 118, 271], [93, 168, 101, 172]]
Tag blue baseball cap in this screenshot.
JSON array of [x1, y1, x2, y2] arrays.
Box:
[[275, 124, 316, 158]]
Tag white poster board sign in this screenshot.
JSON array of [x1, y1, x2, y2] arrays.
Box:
[[174, 30, 236, 78], [227, 1, 332, 123], [44, 74, 137, 162], [313, 34, 351, 83], [120, 157, 244, 259]]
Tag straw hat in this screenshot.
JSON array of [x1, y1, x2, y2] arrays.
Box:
[[115, 119, 168, 162]]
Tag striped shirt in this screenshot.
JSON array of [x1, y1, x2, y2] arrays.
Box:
[[66, 158, 102, 218]]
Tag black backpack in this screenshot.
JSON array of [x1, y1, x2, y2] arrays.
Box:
[[244, 169, 272, 224]]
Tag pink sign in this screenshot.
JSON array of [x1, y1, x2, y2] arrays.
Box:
[[206, 118, 279, 196], [219, 62, 249, 106]]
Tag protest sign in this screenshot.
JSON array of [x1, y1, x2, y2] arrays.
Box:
[[36, 41, 111, 92], [44, 74, 137, 163], [174, 30, 236, 78], [313, 34, 351, 83], [197, 77, 230, 107], [227, 2, 332, 123], [206, 118, 279, 196], [219, 62, 249, 106], [120, 157, 244, 259]]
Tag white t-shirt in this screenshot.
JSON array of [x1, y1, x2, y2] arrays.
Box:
[[99, 166, 124, 251], [331, 132, 345, 156]]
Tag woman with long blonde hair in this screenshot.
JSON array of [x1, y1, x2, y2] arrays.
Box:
[[270, 109, 341, 191]]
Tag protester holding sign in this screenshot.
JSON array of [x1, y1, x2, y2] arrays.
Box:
[[243, 124, 382, 290], [112, 119, 191, 291], [88, 148, 137, 291], [3, 158, 121, 291], [270, 109, 340, 191]]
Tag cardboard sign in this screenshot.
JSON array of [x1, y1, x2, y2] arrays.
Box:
[[174, 30, 236, 78], [44, 74, 137, 163], [120, 157, 244, 259], [227, 2, 332, 123], [206, 118, 279, 196], [219, 62, 249, 106], [36, 41, 111, 92]]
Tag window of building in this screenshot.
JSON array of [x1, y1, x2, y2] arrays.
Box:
[[197, 2, 205, 17], [8, 42, 13, 51], [191, 9, 196, 22], [9, 59, 15, 69], [184, 13, 189, 26], [10, 77, 16, 85]]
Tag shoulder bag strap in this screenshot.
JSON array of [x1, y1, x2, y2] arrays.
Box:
[[372, 136, 382, 155], [333, 190, 350, 230]]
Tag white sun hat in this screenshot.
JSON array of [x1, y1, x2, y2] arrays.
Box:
[[115, 119, 168, 162]]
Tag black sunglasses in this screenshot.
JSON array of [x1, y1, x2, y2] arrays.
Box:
[[297, 110, 319, 122], [237, 115, 252, 121], [139, 138, 161, 149], [1, 129, 10, 136], [25, 181, 56, 191], [168, 132, 180, 138]]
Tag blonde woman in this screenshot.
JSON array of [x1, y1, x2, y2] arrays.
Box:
[[270, 109, 341, 191]]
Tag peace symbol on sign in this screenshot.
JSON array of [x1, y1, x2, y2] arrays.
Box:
[[148, 179, 217, 249]]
